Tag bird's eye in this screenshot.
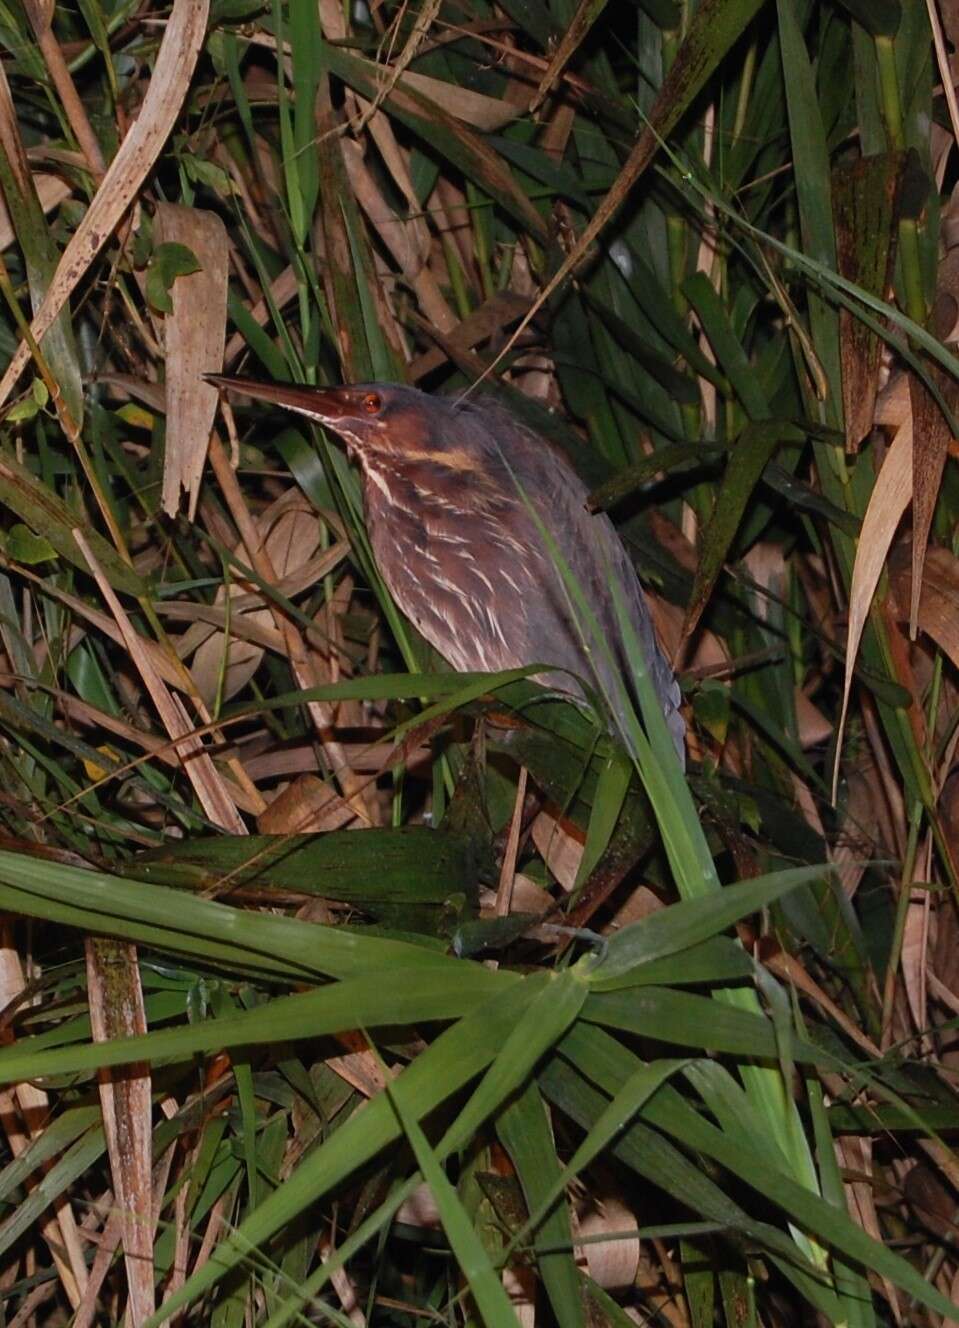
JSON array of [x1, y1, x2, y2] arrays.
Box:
[[362, 392, 382, 415]]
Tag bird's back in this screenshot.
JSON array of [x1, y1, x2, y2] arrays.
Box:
[[456, 398, 685, 765]]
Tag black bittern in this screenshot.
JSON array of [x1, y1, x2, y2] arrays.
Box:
[[207, 377, 685, 765]]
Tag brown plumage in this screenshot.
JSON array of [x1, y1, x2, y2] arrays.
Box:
[[207, 377, 685, 765]]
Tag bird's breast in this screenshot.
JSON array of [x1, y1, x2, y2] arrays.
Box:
[[360, 463, 536, 674]]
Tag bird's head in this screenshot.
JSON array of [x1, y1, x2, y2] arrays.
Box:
[[205, 376, 459, 468]]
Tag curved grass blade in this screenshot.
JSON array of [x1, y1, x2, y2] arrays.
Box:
[[560, 1023, 959, 1320], [589, 865, 831, 986], [497, 1081, 584, 1328], [144, 974, 551, 1325], [388, 1079, 524, 1328], [0, 964, 512, 1084], [0, 848, 469, 983]]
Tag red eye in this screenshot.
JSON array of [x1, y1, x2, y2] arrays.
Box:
[[362, 392, 381, 415]]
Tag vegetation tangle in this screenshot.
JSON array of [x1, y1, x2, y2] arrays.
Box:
[[1, 0, 959, 1324]]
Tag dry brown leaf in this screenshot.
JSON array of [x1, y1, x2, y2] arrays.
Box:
[[833, 154, 901, 452], [314, 80, 369, 378], [85, 937, 153, 1323], [206, 434, 372, 824], [316, 0, 346, 38], [316, 1235, 365, 1326], [391, 63, 519, 131], [764, 947, 879, 1056], [258, 773, 356, 833], [930, 0, 959, 157], [409, 292, 532, 381], [161, 544, 348, 656], [0, 0, 210, 409], [325, 1028, 398, 1097], [608, 885, 664, 932], [833, 754, 885, 899], [939, 125, 958, 203], [529, 0, 607, 112], [396, 1184, 440, 1228], [531, 809, 584, 891], [73, 529, 247, 833], [11, 563, 190, 692], [311, 9, 517, 133], [24, 0, 105, 181], [933, 248, 959, 342], [888, 543, 959, 672], [837, 1135, 902, 1322], [874, 371, 911, 427], [361, 118, 430, 264], [574, 1197, 640, 1290], [154, 203, 229, 519], [652, 595, 729, 675], [190, 490, 324, 704], [223, 266, 298, 366], [503, 1264, 536, 1328], [647, 509, 697, 575], [902, 881, 931, 1038], [351, 0, 443, 137], [11, 577, 264, 838], [908, 370, 955, 637], [795, 689, 832, 748], [50, 689, 261, 813], [940, 0, 959, 48], [834, 409, 913, 799], [0, 172, 70, 250], [19, 0, 53, 33], [93, 371, 166, 412], [496, 765, 528, 916], [170, 603, 287, 660], [540, 100, 577, 163], [341, 140, 455, 331], [792, 772, 825, 842]]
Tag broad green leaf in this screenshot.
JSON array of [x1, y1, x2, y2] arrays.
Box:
[[559, 1025, 959, 1320], [131, 826, 487, 910], [573, 746, 631, 891], [145, 241, 201, 314], [388, 1078, 524, 1328], [683, 419, 806, 640], [540, 1051, 821, 1270], [584, 987, 829, 1064], [145, 975, 549, 1325], [589, 865, 831, 987], [5, 522, 55, 562], [777, 0, 843, 418], [684, 272, 770, 421], [0, 450, 144, 596], [498, 1081, 584, 1328], [834, 0, 899, 38], [0, 847, 472, 984], [0, 965, 512, 1083], [0, 125, 83, 426], [808, 1079, 878, 1328]]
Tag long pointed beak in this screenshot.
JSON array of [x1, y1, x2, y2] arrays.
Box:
[[204, 374, 360, 424]]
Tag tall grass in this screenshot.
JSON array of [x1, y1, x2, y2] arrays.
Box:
[[0, 0, 956, 1324]]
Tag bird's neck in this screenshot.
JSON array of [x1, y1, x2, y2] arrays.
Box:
[[361, 454, 497, 523]]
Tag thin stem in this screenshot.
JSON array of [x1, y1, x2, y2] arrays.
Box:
[[881, 799, 922, 1047], [875, 34, 927, 326]]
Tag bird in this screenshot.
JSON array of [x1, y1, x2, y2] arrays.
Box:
[[206, 376, 685, 765]]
